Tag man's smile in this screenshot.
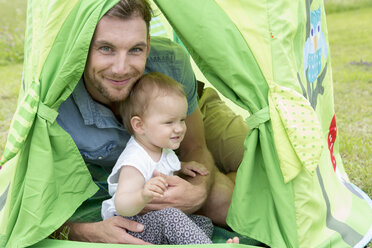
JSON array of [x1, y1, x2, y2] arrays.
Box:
[[105, 76, 131, 85]]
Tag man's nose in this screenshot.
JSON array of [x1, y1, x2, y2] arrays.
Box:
[[112, 53, 128, 75]]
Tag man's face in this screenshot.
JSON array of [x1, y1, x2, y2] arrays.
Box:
[[84, 15, 150, 105]]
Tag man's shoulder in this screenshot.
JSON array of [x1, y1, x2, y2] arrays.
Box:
[[146, 36, 191, 82]]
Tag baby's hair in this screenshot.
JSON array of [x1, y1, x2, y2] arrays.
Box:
[[120, 72, 186, 135]]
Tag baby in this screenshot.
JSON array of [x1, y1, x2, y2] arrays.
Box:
[[101, 72, 239, 244]]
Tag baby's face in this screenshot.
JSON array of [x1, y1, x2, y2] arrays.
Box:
[[141, 94, 188, 151]]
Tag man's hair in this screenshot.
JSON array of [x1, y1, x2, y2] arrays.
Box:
[[105, 0, 152, 33], [120, 72, 187, 135]]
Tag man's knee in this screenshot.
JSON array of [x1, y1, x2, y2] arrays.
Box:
[[198, 87, 248, 173], [226, 172, 237, 184], [199, 171, 234, 226]]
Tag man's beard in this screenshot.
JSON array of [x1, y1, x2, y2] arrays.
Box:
[[97, 83, 130, 103]]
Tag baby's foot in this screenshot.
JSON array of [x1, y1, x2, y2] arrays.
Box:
[[226, 236, 240, 244]]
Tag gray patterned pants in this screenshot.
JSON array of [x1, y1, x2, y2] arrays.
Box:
[[126, 207, 213, 244]]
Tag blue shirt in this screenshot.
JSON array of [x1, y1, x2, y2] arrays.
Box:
[[57, 37, 198, 171]]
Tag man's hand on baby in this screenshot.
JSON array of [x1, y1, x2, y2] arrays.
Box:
[[180, 161, 209, 177], [142, 176, 168, 202], [144, 174, 207, 214], [66, 217, 151, 244]]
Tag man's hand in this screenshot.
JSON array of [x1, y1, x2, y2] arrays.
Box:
[[144, 173, 208, 214], [66, 216, 151, 244], [180, 161, 209, 178]]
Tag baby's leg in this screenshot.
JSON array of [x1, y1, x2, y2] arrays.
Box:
[[188, 214, 214, 238], [189, 214, 240, 244], [126, 213, 165, 244], [128, 208, 213, 244], [159, 208, 213, 244]]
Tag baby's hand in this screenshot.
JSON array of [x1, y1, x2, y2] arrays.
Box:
[[142, 176, 168, 202], [180, 161, 209, 177]]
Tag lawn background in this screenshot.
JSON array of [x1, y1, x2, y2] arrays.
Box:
[[0, 1, 371, 245]]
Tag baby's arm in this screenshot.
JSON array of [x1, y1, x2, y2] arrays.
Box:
[[114, 166, 168, 217], [179, 161, 209, 178]]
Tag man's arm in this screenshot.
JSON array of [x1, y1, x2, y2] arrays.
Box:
[[55, 218, 150, 244], [178, 107, 216, 196]]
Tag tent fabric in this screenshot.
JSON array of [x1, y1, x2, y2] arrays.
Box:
[[0, 0, 371, 248], [154, 0, 297, 246], [268, 83, 323, 183], [0, 1, 119, 247], [155, 0, 372, 247]]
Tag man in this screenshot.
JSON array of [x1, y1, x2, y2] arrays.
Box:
[[56, 0, 248, 244]]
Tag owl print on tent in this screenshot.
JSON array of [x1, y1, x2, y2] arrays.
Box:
[[298, 4, 328, 109]]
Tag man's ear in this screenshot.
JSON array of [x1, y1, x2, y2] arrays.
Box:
[[131, 116, 144, 134]]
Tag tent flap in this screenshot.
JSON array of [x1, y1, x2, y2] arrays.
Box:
[[0, 0, 120, 247]]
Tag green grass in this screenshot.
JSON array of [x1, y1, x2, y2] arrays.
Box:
[[0, 0, 26, 65], [0, 63, 22, 154], [324, 0, 372, 14], [326, 7, 372, 197]]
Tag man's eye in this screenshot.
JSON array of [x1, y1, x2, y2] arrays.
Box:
[[100, 46, 112, 53], [130, 47, 143, 54]]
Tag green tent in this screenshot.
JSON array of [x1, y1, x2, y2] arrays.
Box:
[[0, 0, 371, 247]]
